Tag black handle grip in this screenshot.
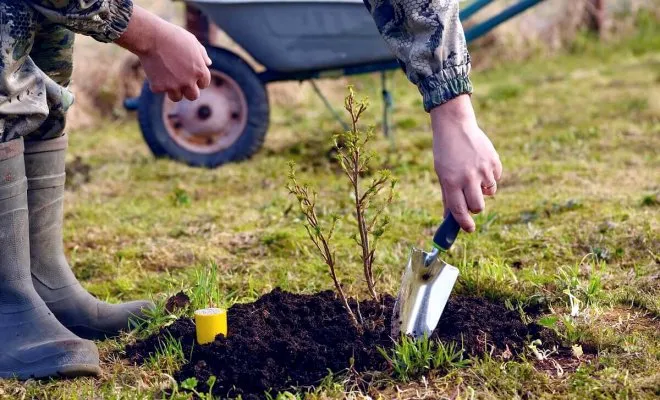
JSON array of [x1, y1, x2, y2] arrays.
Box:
[[432, 213, 461, 251]]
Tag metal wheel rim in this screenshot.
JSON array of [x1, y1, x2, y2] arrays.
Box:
[[162, 70, 248, 154]]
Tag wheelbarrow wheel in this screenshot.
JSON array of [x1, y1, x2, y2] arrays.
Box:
[[137, 47, 269, 168]]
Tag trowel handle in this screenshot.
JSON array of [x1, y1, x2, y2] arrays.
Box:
[[432, 213, 461, 251]]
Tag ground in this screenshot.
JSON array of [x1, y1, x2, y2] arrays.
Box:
[[1, 24, 658, 400]]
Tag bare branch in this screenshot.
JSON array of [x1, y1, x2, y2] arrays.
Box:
[[287, 162, 359, 328]]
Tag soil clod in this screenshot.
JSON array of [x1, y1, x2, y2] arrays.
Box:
[[165, 291, 191, 313]]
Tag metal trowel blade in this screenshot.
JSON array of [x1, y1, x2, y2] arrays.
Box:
[[391, 247, 459, 339]]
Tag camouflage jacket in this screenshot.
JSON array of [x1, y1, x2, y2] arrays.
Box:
[[23, 0, 471, 112], [25, 0, 133, 43], [364, 0, 473, 111]]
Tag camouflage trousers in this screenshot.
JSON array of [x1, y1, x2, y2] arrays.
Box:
[[0, 1, 75, 144]]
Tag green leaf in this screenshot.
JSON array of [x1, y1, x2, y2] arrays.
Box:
[[181, 377, 198, 391], [539, 315, 559, 328]]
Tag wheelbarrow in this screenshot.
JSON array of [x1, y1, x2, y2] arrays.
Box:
[[125, 0, 546, 168]]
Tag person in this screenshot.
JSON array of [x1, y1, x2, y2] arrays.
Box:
[[0, 0, 501, 379]]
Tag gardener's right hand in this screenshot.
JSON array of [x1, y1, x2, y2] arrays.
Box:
[[115, 5, 212, 102], [430, 95, 502, 233]]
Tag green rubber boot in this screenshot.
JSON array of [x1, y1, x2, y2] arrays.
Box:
[[0, 139, 100, 379], [25, 135, 154, 341]]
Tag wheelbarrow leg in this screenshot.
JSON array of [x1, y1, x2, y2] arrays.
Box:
[[381, 71, 394, 143], [310, 80, 350, 132]]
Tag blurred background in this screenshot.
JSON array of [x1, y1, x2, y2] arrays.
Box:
[[67, 0, 660, 131]]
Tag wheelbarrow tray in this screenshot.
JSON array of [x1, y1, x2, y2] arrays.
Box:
[[187, 0, 397, 72]]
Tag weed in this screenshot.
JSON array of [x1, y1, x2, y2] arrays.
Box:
[[505, 298, 533, 325], [526, 339, 558, 361], [171, 186, 191, 207], [378, 334, 469, 382], [554, 259, 604, 307], [128, 296, 179, 339], [641, 192, 659, 207], [265, 391, 304, 400], [145, 332, 186, 375], [178, 376, 217, 400], [189, 261, 230, 312]]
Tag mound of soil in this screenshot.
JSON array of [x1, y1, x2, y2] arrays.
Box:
[[125, 289, 560, 399]]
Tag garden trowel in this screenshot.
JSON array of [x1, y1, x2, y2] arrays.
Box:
[[392, 213, 461, 339]]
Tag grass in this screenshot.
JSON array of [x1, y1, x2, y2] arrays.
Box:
[[1, 20, 658, 400], [378, 335, 470, 382]]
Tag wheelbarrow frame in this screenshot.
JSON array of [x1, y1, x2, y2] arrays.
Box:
[[124, 0, 547, 167]]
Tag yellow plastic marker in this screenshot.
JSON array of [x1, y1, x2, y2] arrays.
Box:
[[194, 308, 227, 344]]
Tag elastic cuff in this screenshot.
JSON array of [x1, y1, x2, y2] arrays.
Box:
[[0, 139, 24, 162], [24, 134, 68, 154], [419, 66, 473, 113], [98, 0, 134, 43]]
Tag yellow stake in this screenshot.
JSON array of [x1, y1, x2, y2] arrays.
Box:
[[194, 308, 227, 344]]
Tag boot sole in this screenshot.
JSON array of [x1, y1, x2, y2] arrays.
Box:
[[0, 364, 101, 380]]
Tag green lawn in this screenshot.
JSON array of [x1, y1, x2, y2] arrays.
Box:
[[1, 26, 658, 400]]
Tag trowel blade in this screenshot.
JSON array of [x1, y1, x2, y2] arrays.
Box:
[[391, 247, 459, 339]]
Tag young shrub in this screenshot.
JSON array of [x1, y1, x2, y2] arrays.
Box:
[[287, 164, 358, 327], [335, 87, 397, 302], [287, 87, 396, 327]]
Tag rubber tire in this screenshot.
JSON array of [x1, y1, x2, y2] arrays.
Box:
[[137, 47, 269, 168]]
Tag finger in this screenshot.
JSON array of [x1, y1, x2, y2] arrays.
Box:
[[182, 85, 200, 101], [197, 66, 212, 90], [168, 89, 183, 102], [493, 155, 503, 181], [200, 45, 212, 66], [464, 181, 486, 214], [444, 184, 475, 233], [481, 169, 498, 197], [149, 81, 164, 94], [482, 180, 497, 197]]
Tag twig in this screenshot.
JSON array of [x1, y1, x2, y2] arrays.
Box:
[[287, 165, 359, 328], [335, 87, 396, 302]]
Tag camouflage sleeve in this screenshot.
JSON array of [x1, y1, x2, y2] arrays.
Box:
[[364, 0, 473, 112], [26, 0, 133, 43]]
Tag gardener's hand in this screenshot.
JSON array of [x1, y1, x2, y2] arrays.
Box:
[[431, 95, 502, 233], [115, 5, 212, 101]]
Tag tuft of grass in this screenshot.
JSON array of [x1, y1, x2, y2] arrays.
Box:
[[128, 297, 179, 339], [378, 334, 470, 382], [189, 261, 232, 312], [171, 186, 191, 207], [641, 192, 659, 207], [145, 332, 187, 375]]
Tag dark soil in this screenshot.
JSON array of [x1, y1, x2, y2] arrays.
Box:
[[125, 288, 563, 400]]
